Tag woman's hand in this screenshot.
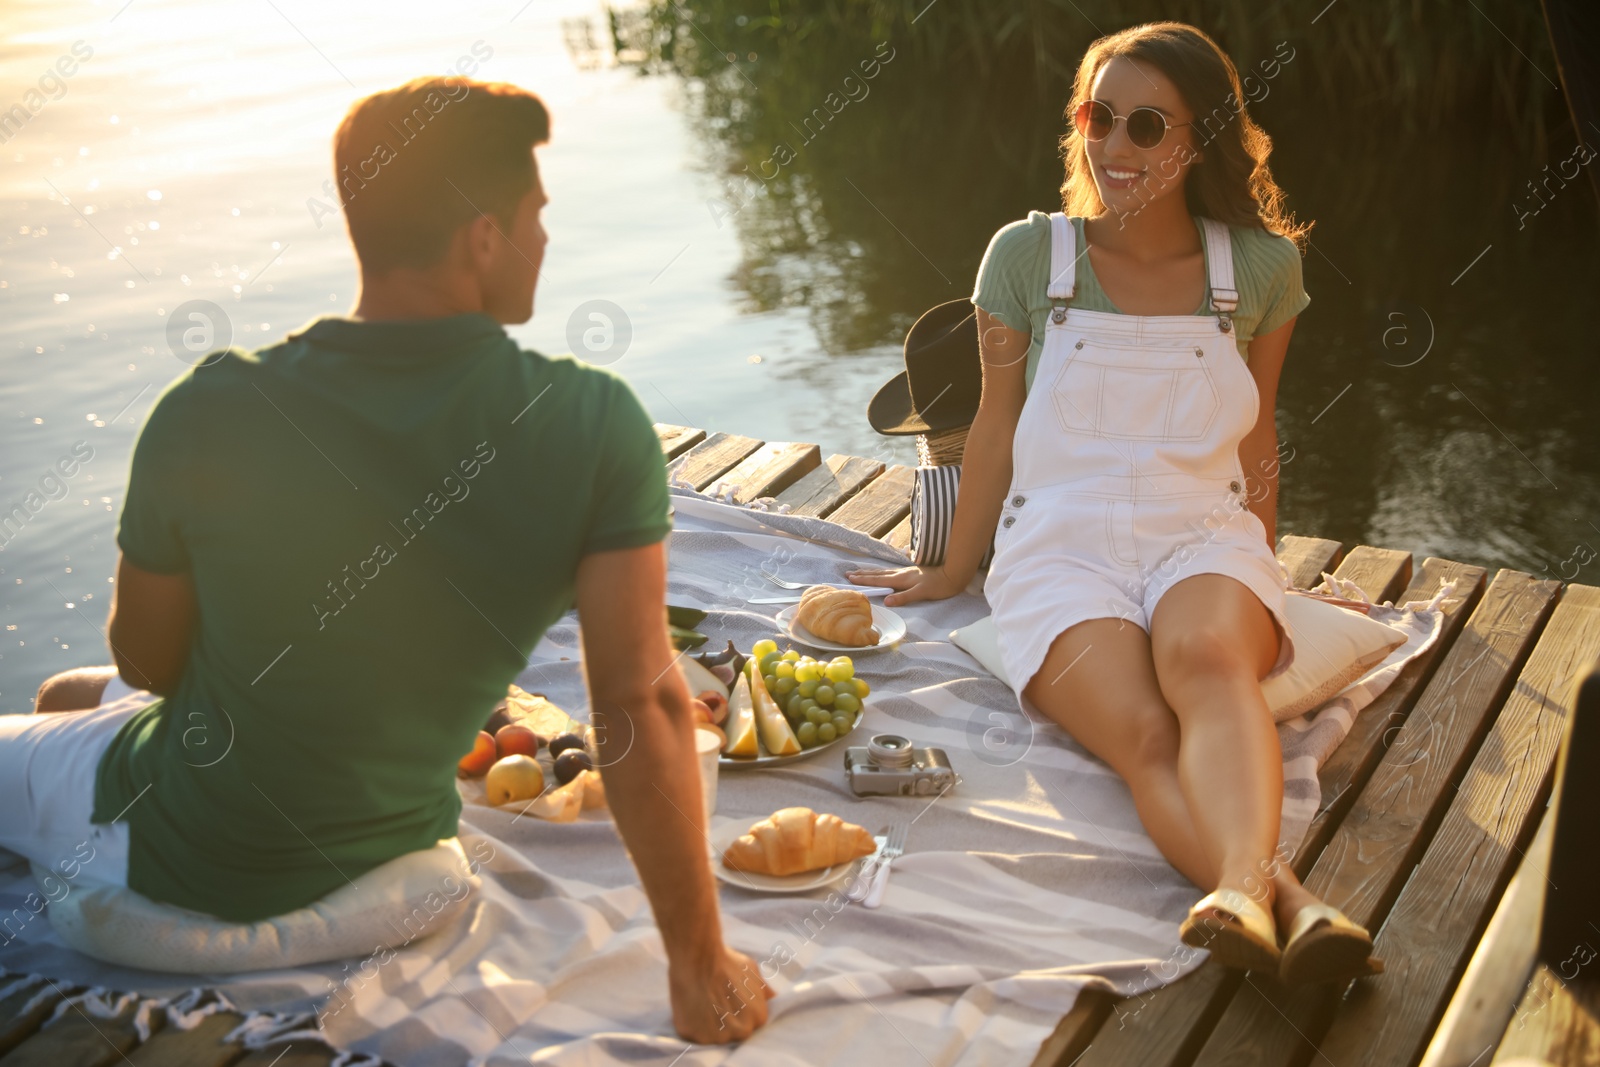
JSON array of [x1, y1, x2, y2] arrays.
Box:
[[847, 564, 966, 607]]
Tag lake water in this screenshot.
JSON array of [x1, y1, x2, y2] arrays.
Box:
[[1, 0, 1596, 713]]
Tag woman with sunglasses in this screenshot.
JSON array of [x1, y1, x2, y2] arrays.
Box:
[[850, 22, 1379, 985]]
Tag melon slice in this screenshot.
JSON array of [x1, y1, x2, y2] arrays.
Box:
[[679, 656, 729, 701], [749, 666, 801, 756], [723, 673, 759, 758]]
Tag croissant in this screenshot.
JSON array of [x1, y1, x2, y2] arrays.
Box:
[[721, 807, 876, 877], [796, 586, 880, 647]]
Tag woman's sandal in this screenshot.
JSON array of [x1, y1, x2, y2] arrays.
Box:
[[1278, 903, 1383, 986], [1179, 888, 1282, 973]]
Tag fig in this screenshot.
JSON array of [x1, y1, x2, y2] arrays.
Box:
[[693, 640, 748, 682]]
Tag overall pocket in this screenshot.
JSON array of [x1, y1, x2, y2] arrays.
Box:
[[1050, 336, 1222, 442]]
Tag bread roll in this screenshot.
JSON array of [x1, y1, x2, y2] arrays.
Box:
[[796, 586, 880, 647], [721, 807, 876, 877]]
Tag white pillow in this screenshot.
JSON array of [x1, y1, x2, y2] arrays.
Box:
[[951, 594, 1407, 723], [39, 837, 478, 974]]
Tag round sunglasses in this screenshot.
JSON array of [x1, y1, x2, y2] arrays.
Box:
[[1072, 99, 1193, 150]]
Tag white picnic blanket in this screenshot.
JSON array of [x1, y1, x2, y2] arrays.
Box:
[[0, 490, 1450, 1066]]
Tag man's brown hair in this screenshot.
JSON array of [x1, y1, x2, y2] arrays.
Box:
[[333, 76, 550, 274]]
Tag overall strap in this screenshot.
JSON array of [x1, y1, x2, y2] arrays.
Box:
[[1200, 217, 1238, 333], [1047, 212, 1076, 324]]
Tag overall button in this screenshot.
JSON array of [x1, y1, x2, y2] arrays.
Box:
[[1229, 480, 1242, 493], [1012, 495, 1026, 507], [1002, 516, 1016, 528]]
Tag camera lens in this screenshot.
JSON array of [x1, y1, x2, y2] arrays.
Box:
[[867, 734, 913, 768]]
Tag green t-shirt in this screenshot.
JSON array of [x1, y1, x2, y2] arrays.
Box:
[[94, 313, 670, 922], [971, 212, 1311, 391]]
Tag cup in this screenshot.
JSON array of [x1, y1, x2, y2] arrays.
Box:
[[694, 728, 721, 823]]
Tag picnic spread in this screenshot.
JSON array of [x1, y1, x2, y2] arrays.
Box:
[[0, 488, 1451, 1067]]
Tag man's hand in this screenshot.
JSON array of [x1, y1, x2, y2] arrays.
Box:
[[669, 946, 774, 1043], [575, 541, 770, 1044]]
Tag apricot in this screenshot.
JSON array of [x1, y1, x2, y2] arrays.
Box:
[[457, 730, 497, 778], [495, 723, 540, 759]]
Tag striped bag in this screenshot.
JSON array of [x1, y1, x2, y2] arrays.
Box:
[[910, 465, 995, 568]]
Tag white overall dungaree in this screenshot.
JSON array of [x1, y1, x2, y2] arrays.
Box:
[[984, 213, 1296, 697]]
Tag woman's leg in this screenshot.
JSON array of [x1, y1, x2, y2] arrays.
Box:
[[1147, 573, 1318, 927], [33, 666, 119, 713], [1022, 617, 1218, 889]]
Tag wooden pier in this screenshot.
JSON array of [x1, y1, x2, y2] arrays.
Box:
[[1, 422, 1595, 1067]]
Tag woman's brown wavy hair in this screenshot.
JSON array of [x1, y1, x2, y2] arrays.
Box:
[[1059, 22, 1311, 247]]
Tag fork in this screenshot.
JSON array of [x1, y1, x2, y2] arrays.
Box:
[[860, 823, 908, 909], [764, 575, 896, 596], [765, 574, 847, 590]]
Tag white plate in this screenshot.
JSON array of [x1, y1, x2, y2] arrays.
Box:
[[774, 604, 907, 653], [710, 821, 883, 894]]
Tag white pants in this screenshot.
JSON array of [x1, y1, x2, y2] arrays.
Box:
[[0, 675, 156, 894]]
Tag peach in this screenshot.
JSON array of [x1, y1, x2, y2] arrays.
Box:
[[696, 690, 728, 725], [495, 723, 540, 759], [457, 730, 497, 778], [486, 754, 546, 806]]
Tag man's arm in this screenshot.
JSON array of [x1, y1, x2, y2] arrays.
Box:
[[574, 541, 772, 1043], [107, 552, 197, 696], [1240, 316, 1296, 548]]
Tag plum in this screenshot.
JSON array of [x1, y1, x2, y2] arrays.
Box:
[[553, 749, 594, 786], [548, 732, 586, 760]]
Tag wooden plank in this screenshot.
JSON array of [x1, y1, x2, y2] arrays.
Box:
[[718, 441, 821, 504], [0, 979, 65, 1057], [1492, 963, 1600, 1065], [883, 514, 913, 554], [1, 996, 146, 1067], [1276, 535, 1345, 590], [128, 1010, 249, 1067], [1074, 557, 1490, 1067], [671, 432, 762, 491], [1304, 557, 1489, 858], [1030, 986, 1115, 1067], [827, 464, 915, 538], [1188, 569, 1564, 1067], [1327, 544, 1414, 604], [1419, 806, 1553, 1067], [1318, 583, 1600, 1067], [655, 423, 706, 460], [233, 1043, 338, 1067], [775, 454, 885, 518]]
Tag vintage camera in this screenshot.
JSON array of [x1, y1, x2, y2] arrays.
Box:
[[843, 734, 958, 797]]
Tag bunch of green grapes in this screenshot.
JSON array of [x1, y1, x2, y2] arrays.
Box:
[[751, 639, 869, 749]]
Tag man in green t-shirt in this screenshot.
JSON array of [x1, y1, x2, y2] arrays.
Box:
[[7, 76, 769, 1043]]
